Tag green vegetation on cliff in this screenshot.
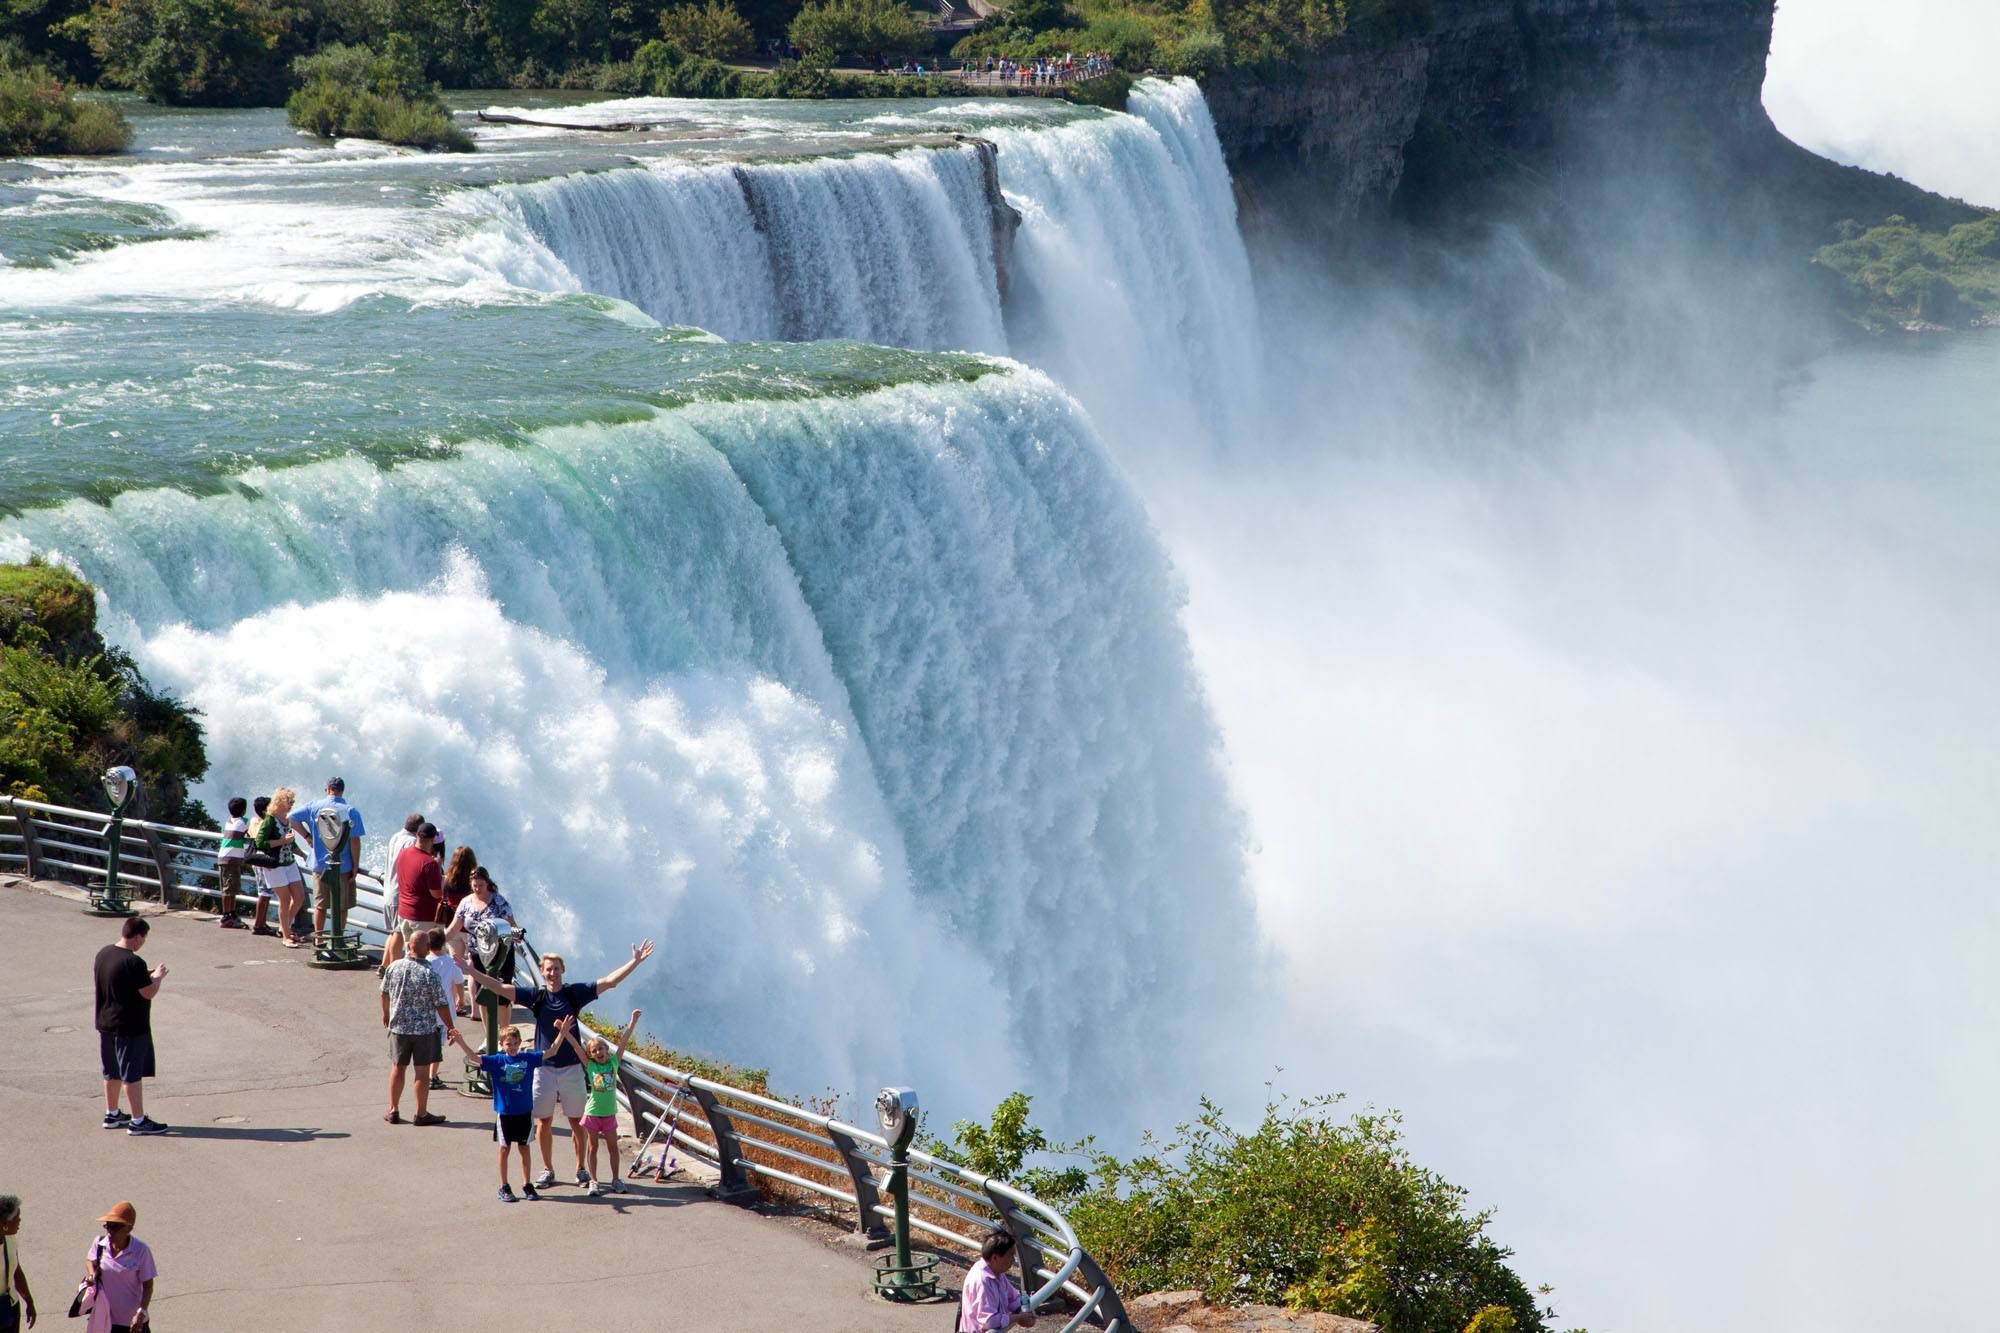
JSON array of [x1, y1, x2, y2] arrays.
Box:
[[0, 559, 210, 824], [935, 1091, 1559, 1333], [0, 56, 129, 154], [1814, 213, 2000, 330]]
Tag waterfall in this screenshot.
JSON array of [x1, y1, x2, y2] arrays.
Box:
[[468, 142, 1009, 351], [3, 368, 1257, 1125], [465, 78, 1262, 443]]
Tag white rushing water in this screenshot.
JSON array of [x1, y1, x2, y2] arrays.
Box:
[[3, 368, 1259, 1124]]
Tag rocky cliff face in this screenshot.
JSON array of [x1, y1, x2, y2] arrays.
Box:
[[1205, 0, 1780, 227]]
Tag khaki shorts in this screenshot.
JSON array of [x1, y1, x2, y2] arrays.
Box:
[[389, 1029, 442, 1068], [396, 919, 436, 944], [532, 1062, 587, 1120]]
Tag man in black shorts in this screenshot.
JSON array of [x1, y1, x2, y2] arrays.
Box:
[[93, 917, 169, 1136]]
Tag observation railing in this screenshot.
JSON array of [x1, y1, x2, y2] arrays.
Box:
[[0, 793, 1128, 1331]]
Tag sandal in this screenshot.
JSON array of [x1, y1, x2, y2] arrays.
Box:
[[412, 1112, 446, 1127], [384, 1109, 403, 1124], [283, 938, 302, 949]]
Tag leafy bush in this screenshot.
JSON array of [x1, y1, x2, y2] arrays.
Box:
[[0, 559, 208, 820], [787, 0, 925, 64], [632, 37, 745, 94], [659, 0, 754, 59], [937, 1091, 1550, 1333], [80, 0, 307, 105], [0, 58, 130, 154], [1814, 212, 2000, 329], [1215, 0, 1341, 68], [286, 37, 472, 150]]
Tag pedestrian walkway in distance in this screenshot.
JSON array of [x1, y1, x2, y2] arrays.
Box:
[[0, 877, 955, 1332]]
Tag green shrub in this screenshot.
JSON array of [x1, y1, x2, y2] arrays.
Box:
[[632, 39, 745, 94], [936, 1091, 1550, 1333], [0, 558, 208, 819], [659, 0, 755, 60], [1066, 69, 1130, 109], [1216, 0, 1341, 68], [787, 0, 925, 64], [0, 58, 131, 154], [1814, 212, 2000, 329], [286, 38, 473, 151]]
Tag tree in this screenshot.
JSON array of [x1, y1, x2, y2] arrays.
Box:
[[81, 0, 311, 104], [659, 0, 750, 60], [787, 0, 922, 65]]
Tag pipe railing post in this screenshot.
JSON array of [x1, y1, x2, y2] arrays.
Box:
[[984, 1186, 1048, 1299], [826, 1124, 888, 1237], [139, 825, 176, 904], [9, 798, 44, 880], [690, 1087, 758, 1199]]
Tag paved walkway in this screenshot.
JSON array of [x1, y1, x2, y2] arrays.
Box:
[[0, 877, 953, 1331]]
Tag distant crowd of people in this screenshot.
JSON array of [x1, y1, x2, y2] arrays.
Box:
[[963, 51, 1114, 85]]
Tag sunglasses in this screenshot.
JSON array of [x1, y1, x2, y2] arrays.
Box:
[[103, 1222, 130, 1232]]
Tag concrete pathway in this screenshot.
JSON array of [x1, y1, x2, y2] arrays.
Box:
[[0, 877, 954, 1331]]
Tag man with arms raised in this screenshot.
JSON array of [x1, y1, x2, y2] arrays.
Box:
[[465, 939, 655, 1190]]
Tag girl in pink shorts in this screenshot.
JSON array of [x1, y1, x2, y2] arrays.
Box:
[[563, 1009, 642, 1197]]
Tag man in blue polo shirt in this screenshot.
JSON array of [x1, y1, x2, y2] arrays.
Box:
[[291, 777, 365, 942], [465, 938, 654, 1191]]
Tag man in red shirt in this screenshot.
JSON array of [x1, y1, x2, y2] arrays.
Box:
[[393, 823, 447, 956]]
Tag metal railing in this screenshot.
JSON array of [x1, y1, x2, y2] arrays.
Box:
[[0, 793, 1127, 1330]]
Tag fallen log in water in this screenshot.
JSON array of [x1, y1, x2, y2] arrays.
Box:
[[476, 110, 654, 132]]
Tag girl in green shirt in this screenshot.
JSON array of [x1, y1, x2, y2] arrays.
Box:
[[559, 1009, 641, 1197]]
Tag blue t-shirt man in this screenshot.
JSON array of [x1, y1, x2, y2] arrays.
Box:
[[520, 982, 600, 1068], [292, 783, 366, 874], [480, 1049, 544, 1116]]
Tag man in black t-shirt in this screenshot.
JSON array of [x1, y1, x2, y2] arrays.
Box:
[[93, 916, 169, 1136]]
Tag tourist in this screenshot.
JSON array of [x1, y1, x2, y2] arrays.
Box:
[[379, 812, 423, 968], [450, 866, 516, 939], [82, 1202, 154, 1333], [393, 822, 447, 960], [292, 777, 365, 942], [215, 796, 249, 930], [1, 1195, 34, 1333], [94, 917, 167, 1137], [439, 845, 477, 1002], [464, 940, 656, 1189], [478, 1018, 576, 1202], [380, 927, 471, 1126], [249, 789, 304, 948], [958, 1229, 1037, 1331], [425, 928, 466, 1086], [554, 1008, 641, 1196]]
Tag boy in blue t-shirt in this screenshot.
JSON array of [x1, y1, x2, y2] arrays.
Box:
[[478, 1016, 573, 1203]]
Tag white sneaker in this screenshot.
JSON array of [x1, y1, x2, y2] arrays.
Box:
[[532, 1170, 555, 1188], [586, 1181, 603, 1197]]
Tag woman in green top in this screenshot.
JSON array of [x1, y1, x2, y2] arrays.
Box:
[[558, 1009, 641, 1197]]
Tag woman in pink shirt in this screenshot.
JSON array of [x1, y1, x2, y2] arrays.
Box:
[[82, 1201, 155, 1333], [959, 1229, 1038, 1332]]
